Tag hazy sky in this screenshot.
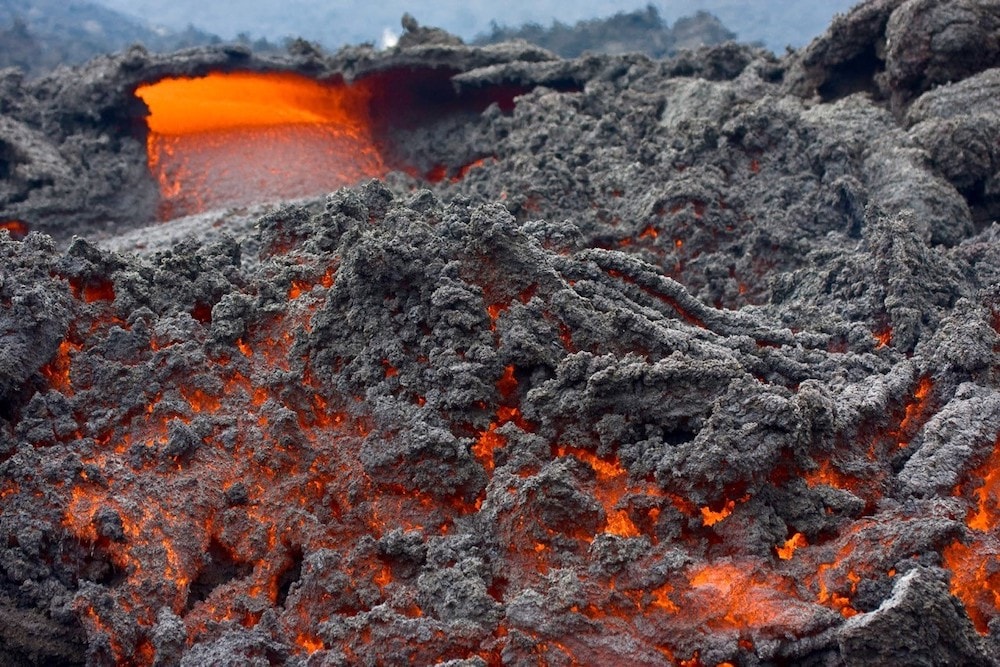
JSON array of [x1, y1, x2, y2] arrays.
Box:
[[92, 1, 860, 53]]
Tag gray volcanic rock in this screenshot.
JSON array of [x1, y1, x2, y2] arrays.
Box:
[[0, 233, 71, 401], [0, 1, 999, 666], [899, 383, 1000, 495], [839, 567, 988, 665], [882, 0, 1000, 109], [783, 0, 906, 100], [784, 0, 1000, 111], [906, 67, 1000, 226]]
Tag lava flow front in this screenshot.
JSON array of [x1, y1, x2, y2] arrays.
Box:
[[135, 72, 386, 219], [3, 1, 1000, 664]]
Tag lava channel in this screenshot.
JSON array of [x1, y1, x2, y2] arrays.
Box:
[[135, 72, 387, 220]]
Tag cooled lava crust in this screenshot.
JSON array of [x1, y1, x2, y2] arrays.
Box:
[[3, 1, 1000, 665]]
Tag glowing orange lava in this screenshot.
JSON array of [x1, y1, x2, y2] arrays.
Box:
[[943, 538, 1000, 634], [776, 532, 808, 560], [649, 583, 680, 613], [68, 277, 116, 303], [967, 438, 1000, 533], [895, 377, 933, 446], [682, 561, 800, 631], [803, 459, 864, 495], [40, 339, 82, 395], [473, 365, 527, 472], [0, 219, 29, 239], [556, 445, 652, 538], [941, 436, 1000, 633], [135, 72, 386, 219], [700, 499, 735, 527], [472, 426, 505, 473], [873, 326, 892, 348]]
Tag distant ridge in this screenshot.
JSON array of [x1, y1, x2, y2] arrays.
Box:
[[474, 6, 737, 58], [0, 0, 222, 76]]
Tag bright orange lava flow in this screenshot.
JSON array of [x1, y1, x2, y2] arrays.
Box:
[[639, 225, 659, 240], [812, 532, 864, 619], [135, 72, 386, 219], [776, 532, 808, 560], [67, 276, 116, 303], [700, 499, 735, 527], [942, 538, 1000, 634], [296, 633, 325, 654], [682, 562, 799, 631], [649, 583, 680, 613], [473, 365, 525, 472], [873, 327, 892, 348], [40, 339, 82, 395], [942, 436, 1000, 634], [472, 426, 505, 473], [967, 438, 1000, 533], [802, 459, 864, 495], [136, 72, 372, 135], [894, 377, 933, 447]]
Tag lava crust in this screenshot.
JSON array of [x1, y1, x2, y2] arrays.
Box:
[[2, 3, 1000, 666]]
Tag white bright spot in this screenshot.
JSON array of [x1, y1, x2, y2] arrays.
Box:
[[380, 27, 400, 49]]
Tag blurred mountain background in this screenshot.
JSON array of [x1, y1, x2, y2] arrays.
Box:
[[0, 0, 225, 74], [473, 7, 738, 58], [1, 0, 860, 76]]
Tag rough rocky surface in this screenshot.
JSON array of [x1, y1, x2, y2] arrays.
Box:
[[1, 2, 1000, 665]]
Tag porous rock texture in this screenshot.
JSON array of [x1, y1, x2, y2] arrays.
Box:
[[2, 1, 1000, 666]]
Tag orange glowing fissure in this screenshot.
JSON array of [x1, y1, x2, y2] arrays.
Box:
[[700, 499, 735, 527], [943, 538, 1000, 634], [554, 444, 672, 539], [873, 326, 892, 348], [894, 377, 933, 447], [135, 72, 387, 219], [966, 437, 1000, 533], [941, 435, 1000, 634], [802, 458, 867, 497], [776, 532, 808, 560], [1, 219, 29, 239]]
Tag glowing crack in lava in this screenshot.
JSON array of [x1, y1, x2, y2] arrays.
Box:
[[135, 72, 386, 219], [6, 171, 1000, 664], [0, 219, 29, 240]]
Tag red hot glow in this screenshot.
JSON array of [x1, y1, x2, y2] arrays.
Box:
[[135, 72, 387, 220]]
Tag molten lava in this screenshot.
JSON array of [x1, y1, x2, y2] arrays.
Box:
[[942, 436, 1000, 633], [135, 72, 386, 219], [1, 219, 29, 239]]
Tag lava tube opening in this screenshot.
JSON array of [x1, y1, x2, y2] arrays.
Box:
[[135, 71, 387, 220]]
